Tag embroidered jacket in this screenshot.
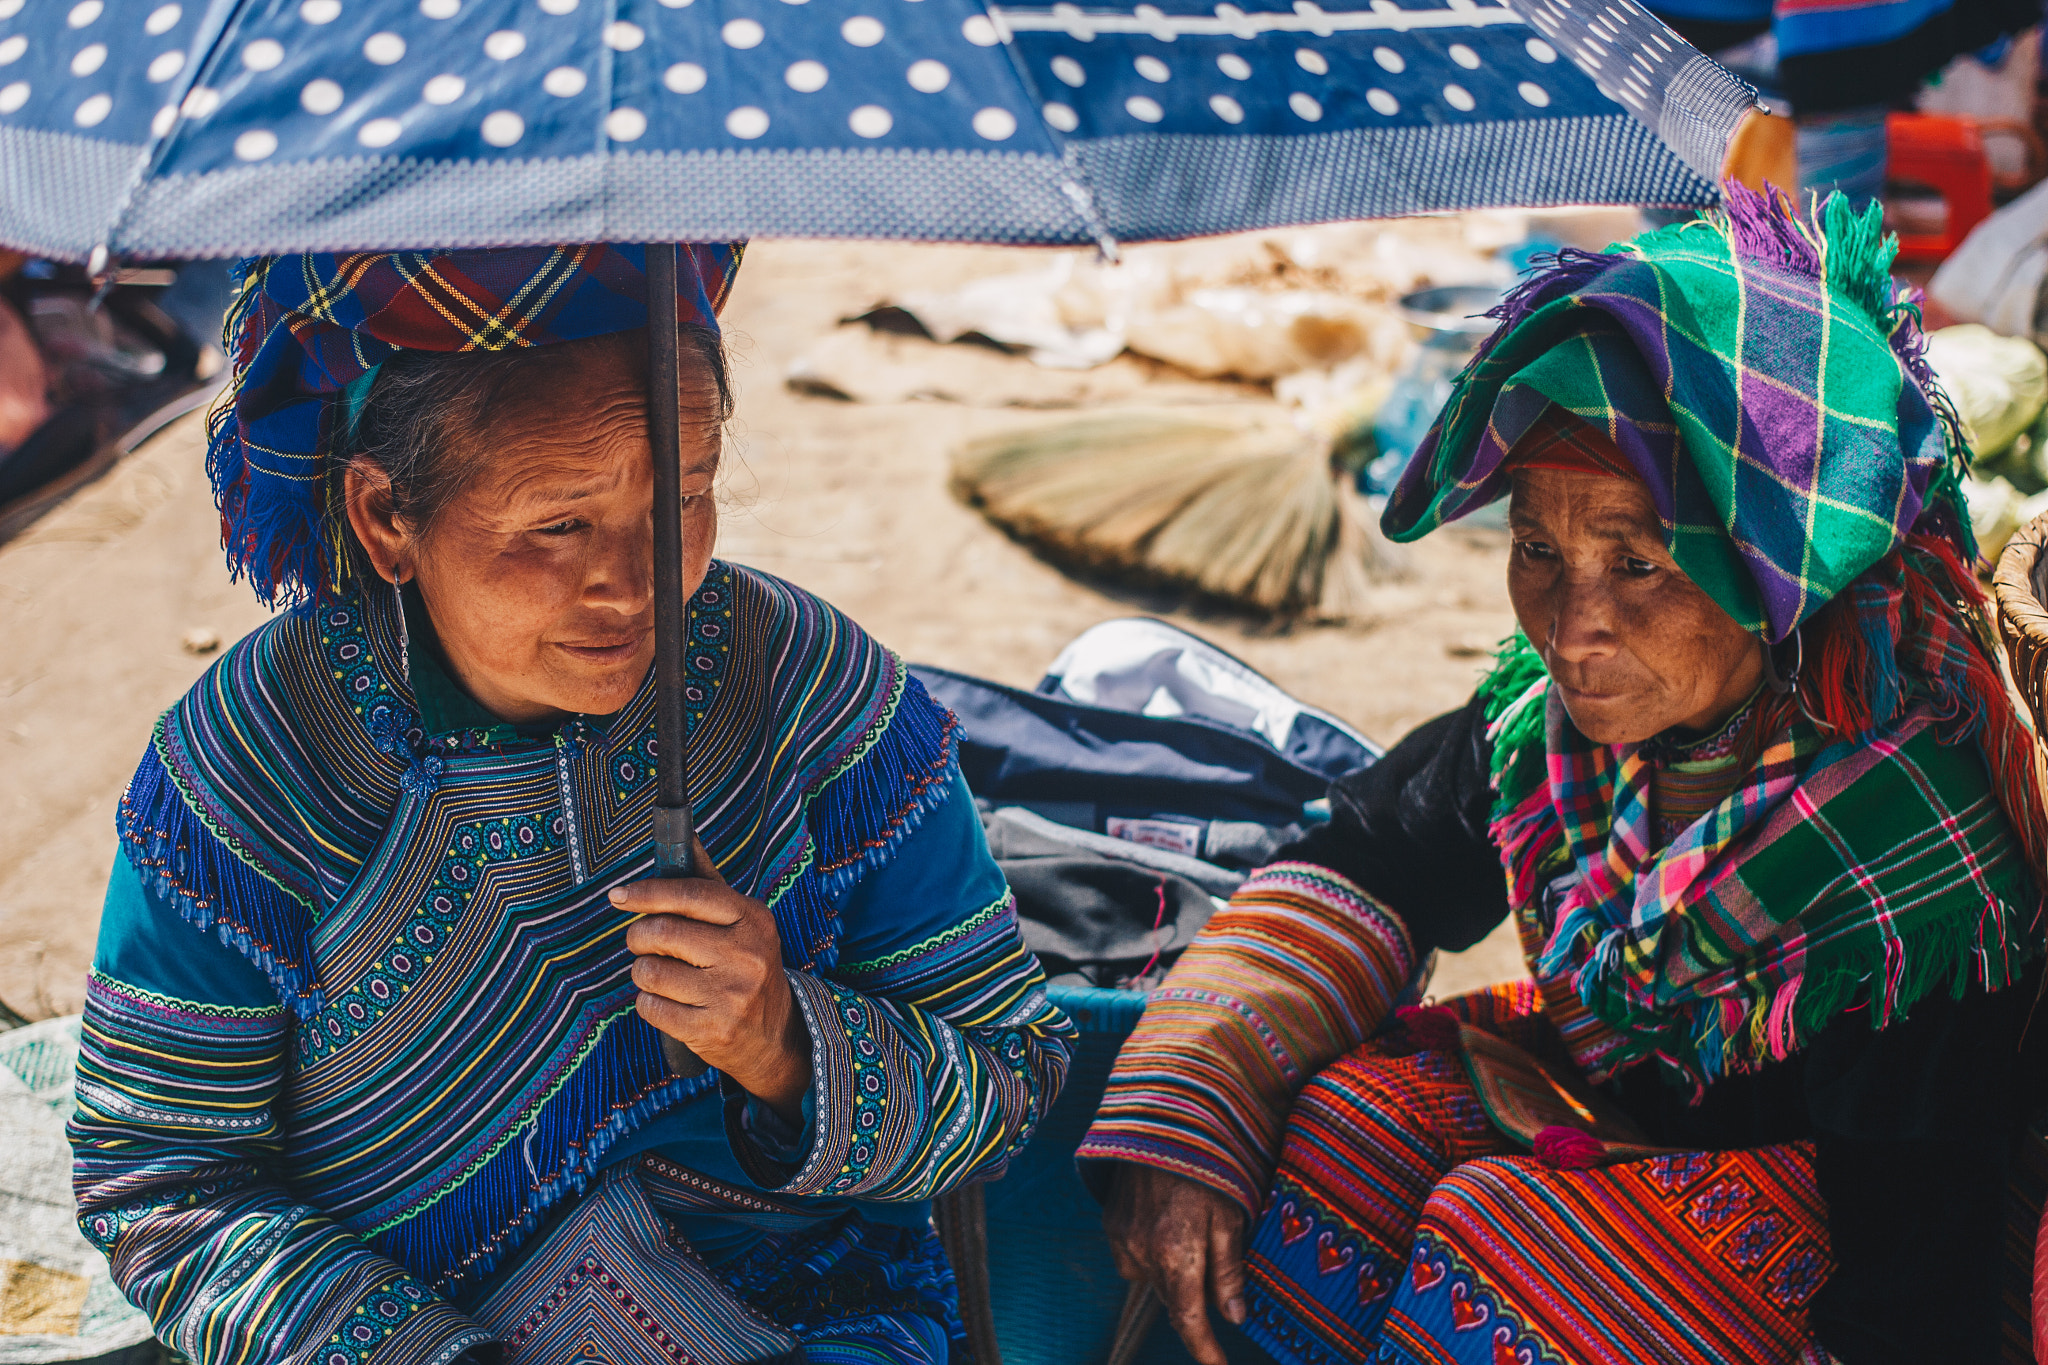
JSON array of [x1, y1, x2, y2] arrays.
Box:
[[70, 563, 1073, 1365]]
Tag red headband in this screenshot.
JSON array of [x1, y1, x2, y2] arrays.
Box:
[[1506, 407, 1634, 480]]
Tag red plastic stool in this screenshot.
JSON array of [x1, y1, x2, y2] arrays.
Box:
[[1887, 111, 1994, 264]]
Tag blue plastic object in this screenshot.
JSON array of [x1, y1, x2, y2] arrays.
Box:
[[1363, 282, 1504, 498]]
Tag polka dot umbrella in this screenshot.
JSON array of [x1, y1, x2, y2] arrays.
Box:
[[0, 0, 1767, 1062], [0, 0, 1762, 262]]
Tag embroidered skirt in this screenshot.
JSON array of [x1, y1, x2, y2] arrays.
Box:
[[1240, 984, 1833, 1365]]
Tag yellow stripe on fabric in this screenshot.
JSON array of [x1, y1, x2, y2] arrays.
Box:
[[838, 894, 1010, 976], [307, 917, 632, 1174], [360, 1004, 641, 1234]]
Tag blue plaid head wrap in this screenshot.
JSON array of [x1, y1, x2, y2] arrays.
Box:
[[210, 242, 743, 609]]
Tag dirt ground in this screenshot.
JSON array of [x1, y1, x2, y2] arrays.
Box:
[[0, 238, 1524, 1021]]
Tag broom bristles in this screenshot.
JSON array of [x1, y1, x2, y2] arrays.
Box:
[[951, 415, 1352, 614]]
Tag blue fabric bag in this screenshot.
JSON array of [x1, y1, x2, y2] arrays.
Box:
[[914, 617, 1377, 843]]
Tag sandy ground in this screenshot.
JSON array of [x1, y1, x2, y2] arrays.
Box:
[[0, 238, 1523, 1021]]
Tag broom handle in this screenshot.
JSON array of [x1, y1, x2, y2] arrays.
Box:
[[647, 242, 709, 1081]]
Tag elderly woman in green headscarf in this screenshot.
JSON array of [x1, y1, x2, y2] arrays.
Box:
[[1080, 189, 2048, 1365]]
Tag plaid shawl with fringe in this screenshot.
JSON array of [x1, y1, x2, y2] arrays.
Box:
[[210, 243, 742, 609], [1477, 544, 2044, 1089], [1382, 186, 1969, 644]]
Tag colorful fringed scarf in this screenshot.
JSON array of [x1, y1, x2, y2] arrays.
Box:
[[210, 242, 742, 608], [1401, 188, 2047, 1087]]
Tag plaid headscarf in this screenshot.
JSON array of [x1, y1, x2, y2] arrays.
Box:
[[1383, 186, 1970, 644], [210, 243, 743, 609]]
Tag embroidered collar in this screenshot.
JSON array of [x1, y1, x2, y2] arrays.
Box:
[[1638, 685, 1766, 767]]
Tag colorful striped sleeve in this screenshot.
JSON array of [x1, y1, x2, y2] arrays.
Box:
[[1075, 862, 1419, 1215], [68, 855, 491, 1365], [729, 771, 1075, 1199]]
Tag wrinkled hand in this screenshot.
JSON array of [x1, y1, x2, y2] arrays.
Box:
[[1104, 1164, 1248, 1365], [616, 839, 812, 1122]]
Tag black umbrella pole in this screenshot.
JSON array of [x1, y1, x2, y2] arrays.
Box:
[[646, 242, 708, 1079]]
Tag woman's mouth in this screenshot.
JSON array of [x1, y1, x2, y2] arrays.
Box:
[[1554, 680, 1621, 705], [557, 636, 646, 665]]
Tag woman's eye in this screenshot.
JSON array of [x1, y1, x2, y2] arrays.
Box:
[[1620, 556, 1659, 578], [1514, 540, 1557, 561], [536, 519, 583, 536]]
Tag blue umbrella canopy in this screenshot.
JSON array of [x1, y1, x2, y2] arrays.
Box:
[[0, 0, 1755, 261]]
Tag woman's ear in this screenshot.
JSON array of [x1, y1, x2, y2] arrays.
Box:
[[343, 460, 409, 585]]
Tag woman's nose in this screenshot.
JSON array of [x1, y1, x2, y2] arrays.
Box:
[[584, 523, 654, 613], [1546, 573, 1618, 662]]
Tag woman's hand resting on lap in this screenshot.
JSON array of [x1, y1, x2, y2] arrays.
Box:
[[1104, 1164, 1248, 1365], [615, 841, 813, 1125]]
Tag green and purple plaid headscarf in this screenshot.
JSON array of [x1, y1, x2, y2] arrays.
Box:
[[1382, 185, 1972, 644]]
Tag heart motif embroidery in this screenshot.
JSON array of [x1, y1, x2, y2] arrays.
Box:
[[1315, 1231, 1355, 1276], [1279, 1202, 1311, 1246], [1410, 1257, 1446, 1292], [1450, 1285, 1488, 1332], [1356, 1264, 1390, 1306], [1493, 1333, 1530, 1365]]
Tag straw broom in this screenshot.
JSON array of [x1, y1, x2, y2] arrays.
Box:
[[949, 414, 1398, 617]]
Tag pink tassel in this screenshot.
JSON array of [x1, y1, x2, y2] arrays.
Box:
[[1395, 1006, 1462, 1052], [1764, 978, 1801, 1061], [1881, 936, 1907, 1026], [1534, 1126, 1606, 1170]]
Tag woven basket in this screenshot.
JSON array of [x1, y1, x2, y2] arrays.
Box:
[[1992, 512, 2048, 1363], [1994, 509, 2048, 740]]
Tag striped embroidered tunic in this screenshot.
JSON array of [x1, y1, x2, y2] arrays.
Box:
[[69, 561, 1073, 1365]]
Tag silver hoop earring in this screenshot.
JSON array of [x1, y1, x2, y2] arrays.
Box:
[[391, 576, 411, 682], [1761, 629, 1802, 695]]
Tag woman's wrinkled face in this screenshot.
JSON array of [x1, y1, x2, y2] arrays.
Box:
[[1507, 465, 1763, 745], [348, 333, 722, 726]]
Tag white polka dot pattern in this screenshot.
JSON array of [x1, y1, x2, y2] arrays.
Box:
[[0, 0, 1735, 263], [480, 108, 521, 144], [299, 78, 340, 114]]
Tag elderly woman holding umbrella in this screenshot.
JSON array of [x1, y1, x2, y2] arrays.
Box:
[[66, 244, 1073, 1365], [1083, 189, 2048, 1365]]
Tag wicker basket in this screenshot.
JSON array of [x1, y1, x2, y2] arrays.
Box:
[[1991, 511, 2048, 1363], [1994, 509, 2048, 740]]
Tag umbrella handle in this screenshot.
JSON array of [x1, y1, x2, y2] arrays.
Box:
[[647, 242, 709, 1081], [652, 810, 708, 1079]]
